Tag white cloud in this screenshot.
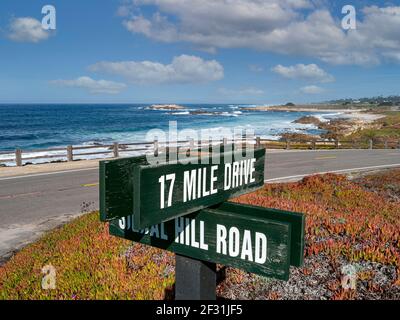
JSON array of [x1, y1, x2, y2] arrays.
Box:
[[116, 5, 131, 17], [121, 0, 310, 48], [89, 55, 224, 84], [120, 1, 400, 66], [8, 17, 50, 43], [218, 87, 264, 96], [51, 76, 127, 94], [123, 12, 179, 43], [382, 51, 400, 63], [299, 85, 325, 94], [272, 64, 334, 83], [248, 64, 264, 73]]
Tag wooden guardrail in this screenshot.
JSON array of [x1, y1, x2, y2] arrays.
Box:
[[0, 137, 399, 167]]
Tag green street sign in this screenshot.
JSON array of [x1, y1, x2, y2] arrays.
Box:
[[213, 202, 305, 267], [109, 203, 292, 280], [100, 155, 147, 222], [100, 148, 266, 229]]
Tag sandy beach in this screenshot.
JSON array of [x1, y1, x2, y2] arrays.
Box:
[[242, 105, 385, 123], [341, 111, 385, 122]]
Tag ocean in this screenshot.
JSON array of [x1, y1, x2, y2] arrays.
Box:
[[0, 104, 342, 165]]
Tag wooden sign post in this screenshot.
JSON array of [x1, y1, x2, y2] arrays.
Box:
[[175, 255, 216, 300], [99, 146, 305, 300]]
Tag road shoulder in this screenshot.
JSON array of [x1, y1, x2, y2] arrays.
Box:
[[0, 159, 101, 179]]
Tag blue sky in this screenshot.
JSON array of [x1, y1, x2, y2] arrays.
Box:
[[0, 0, 400, 104]]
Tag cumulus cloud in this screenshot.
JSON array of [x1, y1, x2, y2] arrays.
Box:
[[7, 17, 50, 43], [51, 76, 127, 94], [119, 1, 400, 66], [272, 64, 334, 83], [116, 5, 131, 17], [88, 55, 224, 84], [121, 0, 310, 47], [299, 85, 325, 94]]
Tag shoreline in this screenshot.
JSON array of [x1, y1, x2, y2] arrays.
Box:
[[244, 107, 363, 113], [242, 105, 385, 120], [0, 107, 391, 168]]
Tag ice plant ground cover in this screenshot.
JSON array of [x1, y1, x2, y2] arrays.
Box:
[[225, 171, 400, 300], [0, 170, 399, 300]]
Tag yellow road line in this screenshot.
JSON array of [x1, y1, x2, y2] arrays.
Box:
[[315, 156, 337, 160], [81, 183, 99, 187], [0, 191, 42, 200]]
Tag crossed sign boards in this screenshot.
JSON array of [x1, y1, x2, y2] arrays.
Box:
[[100, 146, 305, 281]]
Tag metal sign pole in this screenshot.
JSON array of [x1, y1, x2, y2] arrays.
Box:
[[175, 254, 216, 300]]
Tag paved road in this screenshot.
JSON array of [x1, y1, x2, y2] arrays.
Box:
[[1, 149, 400, 262]]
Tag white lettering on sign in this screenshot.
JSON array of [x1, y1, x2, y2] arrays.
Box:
[[191, 219, 200, 248], [174, 217, 209, 251], [250, 158, 256, 183], [117, 217, 268, 265], [183, 165, 219, 203], [175, 217, 185, 244], [159, 173, 176, 209], [229, 227, 240, 257], [241, 230, 253, 262], [210, 165, 218, 195], [183, 169, 196, 202], [199, 220, 209, 250], [118, 216, 169, 240], [255, 232, 267, 264], [224, 158, 256, 190], [215, 224, 268, 264], [216, 224, 227, 254], [185, 218, 190, 246], [182, 159, 257, 205]]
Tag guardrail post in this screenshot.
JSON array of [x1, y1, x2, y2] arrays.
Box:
[[222, 138, 228, 152], [369, 139, 373, 150], [113, 142, 119, 158], [15, 149, 22, 167], [208, 138, 213, 153], [198, 139, 203, 151], [286, 139, 290, 150], [256, 136, 261, 148], [335, 139, 339, 149], [384, 140, 388, 149], [67, 145, 73, 162], [187, 139, 195, 157], [312, 140, 316, 150], [154, 139, 159, 157]]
